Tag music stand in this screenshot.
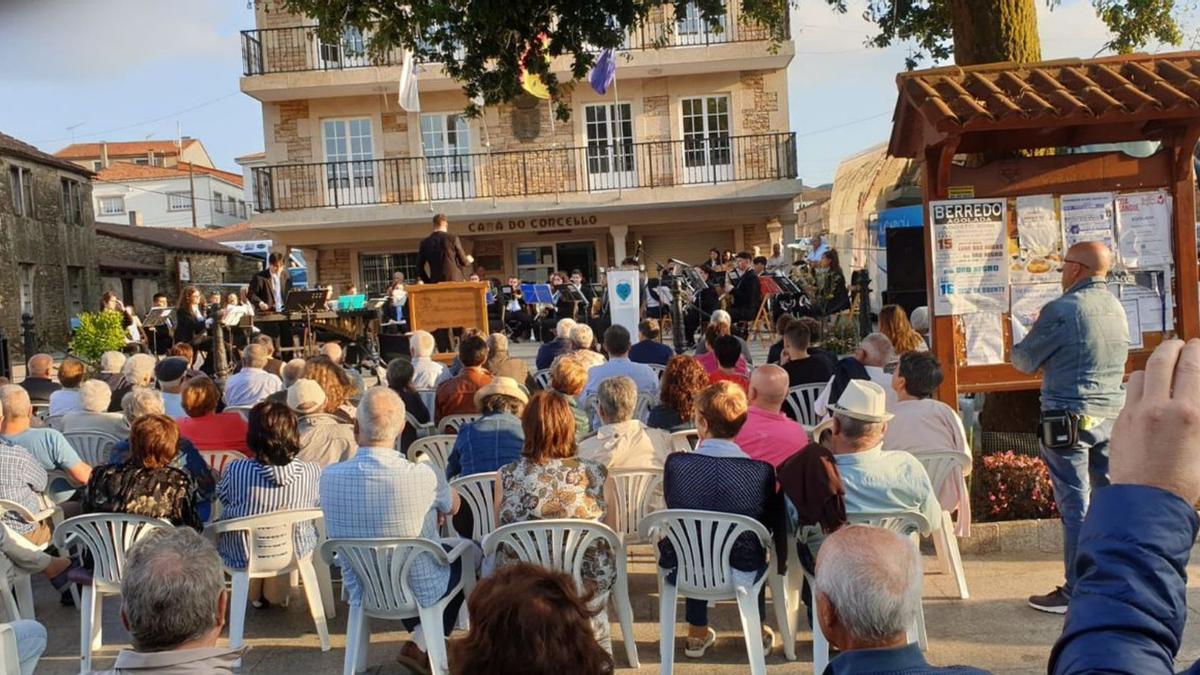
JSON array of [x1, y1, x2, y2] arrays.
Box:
[[564, 285, 588, 304], [520, 283, 556, 306], [771, 275, 802, 296], [285, 289, 331, 356], [143, 307, 174, 357]]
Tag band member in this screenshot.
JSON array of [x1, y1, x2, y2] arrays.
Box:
[[727, 251, 761, 325], [100, 291, 124, 313], [417, 213, 473, 350], [806, 233, 830, 264], [147, 293, 174, 354], [174, 286, 212, 371], [382, 276, 408, 334], [501, 277, 534, 341], [753, 256, 768, 276], [247, 252, 294, 351], [684, 265, 721, 349], [798, 248, 850, 318]]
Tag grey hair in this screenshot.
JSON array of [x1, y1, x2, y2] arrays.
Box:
[[555, 318, 577, 339], [834, 412, 885, 442], [121, 527, 225, 652], [710, 309, 732, 326], [815, 525, 923, 645], [122, 387, 164, 423], [409, 330, 435, 358], [909, 306, 930, 334], [487, 332, 509, 354], [78, 380, 112, 413], [121, 354, 157, 387], [569, 323, 595, 349], [242, 343, 269, 369], [356, 386, 406, 446], [99, 351, 126, 374], [281, 358, 307, 387], [597, 376, 637, 423], [321, 342, 344, 364], [859, 333, 896, 367], [0, 385, 30, 419]]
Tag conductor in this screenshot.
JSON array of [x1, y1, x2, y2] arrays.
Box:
[[417, 213, 474, 350], [247, 251, 294, 351]]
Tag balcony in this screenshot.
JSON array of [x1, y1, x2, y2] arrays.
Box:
[[253, 132, 797, 212]]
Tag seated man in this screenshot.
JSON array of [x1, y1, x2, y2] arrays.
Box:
[[321, 387, 463, 669], [0, 385, 91, 489], [18, 354, 59, 404], [222, 343, 283, 408], [61, 380, 127, 438], [0, 425, 48, 544], [708, 335, 750, 393], [816, 525, 988, 674], [780, 322, 835, 388], [48, 357, 86, 418], [409, 330, 449, 390], [536, 318, 576, 371], [695, 323, 748, 377], [500, 277, 534, 341], [95, 527, 242, 673], [578, 376, 671, 472], [734, 365, 808, 468], [629, 319, 674, 367], [485, 333, 535, 390], [581, 325, 659, 401], [435, 334, 493, 419], [814, 333, 898, 417], [155, 357, 190, 419], [253, 334, 285, 377]]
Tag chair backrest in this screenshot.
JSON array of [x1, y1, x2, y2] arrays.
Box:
[[404, 412, 432, 440], [320, 537, 451, 618], [44, 415, 63, 431], [415, 389, 436, 420], [206, 508, 324, 575], [438, 414, 479, 434], [913, 451, 971, 501], [0, 623, 21, 675], [0, 499, 48, 527], [646, 363, 666, 377], [639, 509, 771, 595], [634, 392, 655, 423], [669, 428, 699, 454], [406, 435, 456, 475], [608, 469, 663, 541], [199, 449, 246, 477], [532, 369, 553, 391], [847, 509, 931, 537], [783, 383, 826, 427], [482, 519, 624, 589], [30, 404, 49, 422], [448, 472, 498, 541], [63, 431, 122, 467], [51, 513, 170, 591]]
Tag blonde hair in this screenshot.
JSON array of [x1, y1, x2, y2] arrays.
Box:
[[550, 353, 588, 397], [879, 305, 925, 355], [694, 381, 748, 439]]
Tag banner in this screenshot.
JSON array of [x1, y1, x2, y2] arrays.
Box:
[[606, 269, 641, 338], [929, 198, 1010, 316]]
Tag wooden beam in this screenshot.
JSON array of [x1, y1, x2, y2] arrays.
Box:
[[948, 150, 1173, 198], [923, 139, 962, 409], [1170, 123, 1200, 340]]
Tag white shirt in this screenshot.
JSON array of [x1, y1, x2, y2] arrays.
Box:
[[161, 391, 186, 419], [223, 367, 283, 408], [806, 241, 829, 264], [48, 389, 84, 417], [411, 357, 448, 391], [271, 269, 284, 310]]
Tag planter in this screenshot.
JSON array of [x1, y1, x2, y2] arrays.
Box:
[[956, 517, 1062, 555]]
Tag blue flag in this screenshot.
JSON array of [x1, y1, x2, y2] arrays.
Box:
[[589, 48, 617, 95]]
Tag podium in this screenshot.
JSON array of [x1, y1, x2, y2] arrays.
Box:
[[406, 282, 490, 363]]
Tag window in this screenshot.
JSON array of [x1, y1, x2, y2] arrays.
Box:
[[420, 113, 473, 198], [167, 191, 191, 211], [583, 102, 635, 186], [227, 195, 236, 214], [323, 118, 376, 200], [132, 157, 149, 166], [98, 195, 125, 216], [60, 178, 83, 224], [681, 95, 732, 180], [66, 266, 84, 317], [18, 264, 34, 316], [675, 2, 728, 44], [150, 155, 163, 167], [9, 165, 33, 217], [213, 191, 224, 213], [92, 161, 103, 172], [360, 252, 419, 290], [239, 200, 247, 218], [319, 26, 368, 68]]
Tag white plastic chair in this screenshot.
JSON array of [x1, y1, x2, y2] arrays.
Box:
[[62, 431, 122, 468], [0, 500, 57, 620], [0, 622, 21, 675], [783, 383, 826, 429], [448, 473, 498, 542], [406, 435, 456, 476], [51, 514, 170, 674], [415, 388, 437, 419], [669, 428, 699, 454], [205, 509, 333, 659], [225, 405, 254, 420], [44, 416, 63, 432], [532, 369, 553, 390], [405, 412, 434, 440], [608, 469, 662, 544], [320, 537, 477, 675], [639, 509, 795, 675], [198, 449, 247, 477], [646, 363, 666, 378], [914, 451, 972, 599], [482, 520, 640, 669], [634, 392, 656, 423], [436, 414, 479, 435]]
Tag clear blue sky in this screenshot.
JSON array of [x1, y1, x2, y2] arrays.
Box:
[[0, 1, 1182, 184]]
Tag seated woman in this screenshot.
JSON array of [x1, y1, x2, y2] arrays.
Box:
[[302, 355, 357, 423], [647, 355, 708, 431], [494, 392, 618, 653], [288, 379, 355, 467], [83, 414, 201, 530], [175, 377, 249, 454], [694, 323, 747, 377], [879, 304, 928, 356], [563, 324, 605, 370], [385, 358, 431, 453], [217, 400, 321, 608], [549, 353, 591, 438], [61, 380, 127, 437], [446, 377, 527, 480], [659, 381, 784, 659]]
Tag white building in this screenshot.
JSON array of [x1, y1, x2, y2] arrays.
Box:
[[88, 163, 248, 228]]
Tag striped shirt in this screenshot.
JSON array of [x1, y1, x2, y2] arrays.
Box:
[[216, 459, 322, 569]]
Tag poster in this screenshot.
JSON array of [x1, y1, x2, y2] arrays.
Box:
[[1115, 191, 1172, 269], [1111, 277, 1173, 335], [929, 198, 1010, 316], [1061, 192, 1115, 249], [962, 312, 1005, 366], [1011, 195, 1064, 284], [1119, 297, 1144, 349], [605, 269, 641, 338], [1010, 283, 1062, 336]]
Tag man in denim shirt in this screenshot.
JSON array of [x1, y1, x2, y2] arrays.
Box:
[[1010, 241, 1129, 613]]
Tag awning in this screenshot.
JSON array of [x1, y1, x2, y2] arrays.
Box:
[[873, 204, 923, 245]]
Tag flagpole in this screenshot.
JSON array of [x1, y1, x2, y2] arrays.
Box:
[[481, 100, 496, 209], [612, 66, 622, 199], [550, 97, 560, 205]]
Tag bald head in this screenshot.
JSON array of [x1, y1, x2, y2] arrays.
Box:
[[321, 342, 344, 365], [26, 354, 53, 379], [748, 364, 789, 412], [1063, 241, 1112, 290]]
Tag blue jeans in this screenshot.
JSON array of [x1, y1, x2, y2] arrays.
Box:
[[667, 569, 767, 627], [1039, 417, 1113, 595]]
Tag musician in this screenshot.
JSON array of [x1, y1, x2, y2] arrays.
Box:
[[247, 252, 294, 351], [798, 248, 850, 318], [806, 233, 830, 264], [100, 291, 124, 313], [382, 277, 409, 334], [684, 265, 721, 350], [726, 251, 761, 325], [753, 256, 768, 276], [147, 293, 174, 354], [174, 286, 211, 371], [500, 277, 534, 341]]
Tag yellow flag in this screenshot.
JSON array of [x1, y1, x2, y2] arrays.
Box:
[[520, 34, 552, 99]]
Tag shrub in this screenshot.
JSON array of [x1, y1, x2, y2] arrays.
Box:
[[70, 311, 126, 364], [971, 451, 1059, 522]]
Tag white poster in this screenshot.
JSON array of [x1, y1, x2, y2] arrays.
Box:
[[1119, 297, 1144, 349], [929, 198, 1010, 316], [1115, 191, 1172, 269], [1111, 279, 1173, 334], [605, 269, 641, 339], [1010, 283, 1062, 335], [1061, 192, 1115, 250], [962, 312, 1005, 366]]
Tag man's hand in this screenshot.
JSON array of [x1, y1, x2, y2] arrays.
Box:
[[1111, 338, 1200, 503], [257, 301, 269, 311]]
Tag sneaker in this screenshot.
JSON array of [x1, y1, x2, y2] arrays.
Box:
[[684, 627, 717, 658], [1028, 587, 1070, 614]]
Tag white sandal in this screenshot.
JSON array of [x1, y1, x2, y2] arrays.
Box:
[[684, 626, 717, 658]]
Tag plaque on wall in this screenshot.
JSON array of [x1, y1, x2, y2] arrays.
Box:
[[512, 97, 542, 142]]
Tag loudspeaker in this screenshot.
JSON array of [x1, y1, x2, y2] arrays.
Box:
[[884, 228, 928, 316]]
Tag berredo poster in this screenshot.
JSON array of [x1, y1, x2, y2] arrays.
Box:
[[1011, 195, 1064, 284], [1061, 192, 1115, 249], [929, 198, 1010, 316], [1115, 190, 1172, 269]]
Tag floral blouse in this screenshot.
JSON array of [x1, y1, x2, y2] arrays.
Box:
[[83, 462, 201, 531], [496, 457, 614, 594]]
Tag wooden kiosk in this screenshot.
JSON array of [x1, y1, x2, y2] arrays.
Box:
[[406, 281, 490, 362], [887, 52, 1200, 406]]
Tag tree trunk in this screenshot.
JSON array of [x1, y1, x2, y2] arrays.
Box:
[[949, 0, 1042, 66]]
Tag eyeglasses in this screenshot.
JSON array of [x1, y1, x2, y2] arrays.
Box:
[[1063, 258, 1092, 270]]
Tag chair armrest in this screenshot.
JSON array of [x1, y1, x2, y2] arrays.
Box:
[[441, 538, 475, 564]]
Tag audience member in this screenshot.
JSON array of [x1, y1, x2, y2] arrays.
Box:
[[780, 322, 835, 388], [581, 325, 659, 402], [446, 377, 526, 479], [168, 342, 205, 381], [385, 358, 432, 453], [155, 357, 190, 419], [320, 341, 365, 401], [695, 323, 748, 377], [814, 333, 898, 416], [647, 355, 708, 431], [223, 344, 284, 408], [816, 525, 987, 674], [409, 330, 449, 390], [734, 365, 808, 468], [485, 333, 535, 390], [176, 377, 250, 454], [83, 414, 200, 529], [435, 334, 493, 419], [449, 562, 614, 675], [709, 335, 750, 392], [879, 304, 928, 355], [550, 353, 591, 438], [94, 527, 242, 673], [48, 357, 86, 417], [909, 306, 931, 345], [496, 391, 618, 652], [694, 310, 754, 366], [0, 401, 49, 544], [629, 319, 674, 366], [61, 380, 126, 437], [18, 354, 59, 403], [536, 318, 576, 370], [253, 334, 285, 377], [796, 317, 839, 371], [566, 324, 606, 370], [98, 351, 127, 391], [767, 315, 795, 365], [287, 379, 356, 466], [0, 519, 86, 603], [321, 387, 463, 670], [217, 401, 321, 608], [108, 353, 157, 413], [267, 357, 308, 406], [0, 385, 91, 488], [658, 381, 784, 658], [579, 376, 671, 474], [302, 356, 357, 422]]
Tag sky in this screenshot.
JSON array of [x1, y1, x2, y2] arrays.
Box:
[[0, 0, 1192, 184]]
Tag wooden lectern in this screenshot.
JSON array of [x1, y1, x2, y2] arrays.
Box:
[[405, 281, 491, 363]]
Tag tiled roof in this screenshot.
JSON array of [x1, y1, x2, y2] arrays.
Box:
[[888, 52, 1200, 157], [95, 162, 243, 188], [235, 150, 266, 163], [54, 139, 198, 159], [95, 222, 244, 255], [0, 131, 92, 175], [190, 221, 272, 241]]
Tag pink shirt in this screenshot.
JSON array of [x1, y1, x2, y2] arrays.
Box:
[[734, 406, 809, 468], [696, 350, 748, 377], [177, 412, 250, 454]]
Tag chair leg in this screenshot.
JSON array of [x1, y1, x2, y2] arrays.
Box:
[[357, 614, 370, 673], [14, 575, 33, 621], [90, 592, 103, 653], [314, 556, 337, 619], [915, 600, 928, 650], [421, 606, 450, 675], [768, 573, 796, 661], [297, 560, 331, 652], [941, 511, 970, 599], [612, 576, 640, 669], [810, 587, 830, 675], [657, 573, 677, 675], [79, 586, 94, 675], [735, 584, 766, 675], [785, 536, 803, 650], [228, 572, 250, 652], [343, 607, 362, 675]]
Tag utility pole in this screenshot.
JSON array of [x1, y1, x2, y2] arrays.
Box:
[[179, 121, 198, 229]]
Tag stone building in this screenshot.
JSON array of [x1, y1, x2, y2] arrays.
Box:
[[0, 131, 99, 357], [240, 3, 801, 290], [95, 221, 261, 311]]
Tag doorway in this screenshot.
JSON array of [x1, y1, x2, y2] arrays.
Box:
[[555, 242, 597, 283]]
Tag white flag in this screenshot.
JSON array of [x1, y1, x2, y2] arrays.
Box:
[[398, 49, 420, 112]]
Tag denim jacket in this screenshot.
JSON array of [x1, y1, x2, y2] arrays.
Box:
[[1010, 277, 1128, 418], [445, 411, 525, 479]]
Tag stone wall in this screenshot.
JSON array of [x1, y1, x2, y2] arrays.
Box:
[[94, 234, 261, 300], [316, 249, 353, 290]]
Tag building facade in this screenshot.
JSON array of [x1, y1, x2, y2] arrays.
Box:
[[0, 132, 100, 356], [241, 3, 800, 291], [55, 139, 215, 172]]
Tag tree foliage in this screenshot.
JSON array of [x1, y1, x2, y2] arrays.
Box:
[[70, 311, 126, 365]]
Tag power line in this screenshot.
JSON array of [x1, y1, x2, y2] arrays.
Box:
[[795, 111, 890, 138], [33, 92, 242, 145]]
